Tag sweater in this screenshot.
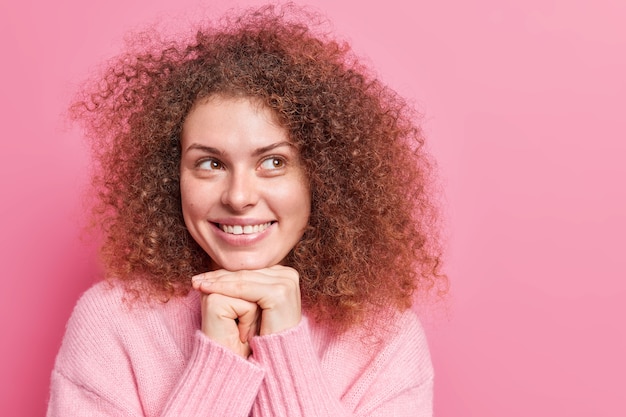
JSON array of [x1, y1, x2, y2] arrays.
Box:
[[47, 281, 434, 416]]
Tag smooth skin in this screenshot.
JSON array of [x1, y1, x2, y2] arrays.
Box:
[[180, 96, 311, 357]]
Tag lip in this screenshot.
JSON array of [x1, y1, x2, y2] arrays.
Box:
[[211, 218, 275, 226]]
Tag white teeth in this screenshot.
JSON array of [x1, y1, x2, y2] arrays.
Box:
[[220, 222, 271, 235]]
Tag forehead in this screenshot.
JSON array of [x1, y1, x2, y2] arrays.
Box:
[[186, 94, 281, 125], [181, 95, 292, 151]]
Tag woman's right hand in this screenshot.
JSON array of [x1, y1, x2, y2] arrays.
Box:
[[200, 293, 260, 358]]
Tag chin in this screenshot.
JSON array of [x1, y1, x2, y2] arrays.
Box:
[[211, 256, 280, 271]]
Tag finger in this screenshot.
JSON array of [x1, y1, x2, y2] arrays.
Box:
[[237, 307, 260, 343], [193, 270, 300, 296], [192, 266, 298, 286], [203, 279, 302, 335], [199, 279, 299, 306], [194, 268, 302, 336], [201, 293, 258, 356], [196, 269, 301, 315], [205, 293, 259, 321]]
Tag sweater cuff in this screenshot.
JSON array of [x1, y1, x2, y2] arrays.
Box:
[[249, 316, 314, 361], [249, 317, 344, 415], [161, 330, 265, 416]]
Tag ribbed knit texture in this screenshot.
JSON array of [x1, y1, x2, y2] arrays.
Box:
[[47, 282, 434, 416]]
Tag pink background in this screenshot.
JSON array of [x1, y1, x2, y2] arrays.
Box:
[[1, 0, 625, 415]]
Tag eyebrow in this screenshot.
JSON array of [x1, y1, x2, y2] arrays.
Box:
[[185, 144, 223, 155], [251, 141, 295, 156], [185, 141, 295, 156]]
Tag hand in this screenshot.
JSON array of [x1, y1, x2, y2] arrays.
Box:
[[199, 292, 260, 358], [192, 265, 302, 339]]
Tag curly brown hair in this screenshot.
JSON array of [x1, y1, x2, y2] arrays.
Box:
[[72, 4, 446, 330]]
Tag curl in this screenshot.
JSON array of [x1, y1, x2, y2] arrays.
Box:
[[72, 3, 447, 331]]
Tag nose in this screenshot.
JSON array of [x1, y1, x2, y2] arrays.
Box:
[[221, 169, 259, 211]]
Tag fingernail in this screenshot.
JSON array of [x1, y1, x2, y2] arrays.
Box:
[[191, 276, 205, 289], [199, 280, 213, 290]]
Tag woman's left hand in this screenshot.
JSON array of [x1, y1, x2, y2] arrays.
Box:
[[192, 265, 302, 338]]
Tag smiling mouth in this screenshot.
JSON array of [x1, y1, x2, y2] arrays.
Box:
[[217, 222, 273, 235]]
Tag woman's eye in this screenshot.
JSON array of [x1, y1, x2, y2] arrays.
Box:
[[260, 157, 285, 170], [197, 159, 223, 170]]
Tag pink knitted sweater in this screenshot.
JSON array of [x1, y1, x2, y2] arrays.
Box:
[[47, 282, 433, 416]]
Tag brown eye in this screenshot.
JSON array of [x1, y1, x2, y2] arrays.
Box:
[[260, 157, 285, 170], [198, 159, 224, 170]]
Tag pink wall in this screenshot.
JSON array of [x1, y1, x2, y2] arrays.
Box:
[[1, 0, 624, 415]]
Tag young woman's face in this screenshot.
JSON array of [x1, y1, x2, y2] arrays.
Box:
[[180, 96, 311, 271]]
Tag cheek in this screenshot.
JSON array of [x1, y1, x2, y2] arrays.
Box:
[[180, 184, 208, 243], [289, 180, 311, 224], [180, 178, 203, 219]]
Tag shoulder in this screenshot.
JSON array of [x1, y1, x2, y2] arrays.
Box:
[[54, 280, 198, 378], [362, 309, 432, 375], [363, 309, 434, 407], [310, 308, 433, 392], [50, 282, 202, 414], [61, 281, 145, 340], [56, 282, 145, 368], [70, 280, 128, 319], [298, 309, 434, 412], [50, 282, 144, 410], [311, 308, 430, 355], [67, 280, 198, 330], [382, 309, 433, 379], [385, 308, 432, 360]]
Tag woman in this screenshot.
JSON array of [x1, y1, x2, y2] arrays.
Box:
[[47, 4, 445, 416]]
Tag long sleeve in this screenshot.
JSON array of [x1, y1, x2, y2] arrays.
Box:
[[158, 331, 264, 416], [47, 283, 434, 417], [46, 283, 265, 417], [249, 312, 433, 417]]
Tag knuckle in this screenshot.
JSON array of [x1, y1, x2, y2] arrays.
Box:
[[274, 282, 294, 299], [286, 269, 300, 281], [202, 293, 223, 307]]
